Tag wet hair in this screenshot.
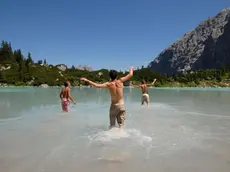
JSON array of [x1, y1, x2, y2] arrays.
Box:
[[64, 81, 69, 87], [142, 80, 146, 84], [109, 70, 118, 81]]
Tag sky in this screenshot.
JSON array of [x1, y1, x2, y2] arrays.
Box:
[[1, 0, 229, 71]]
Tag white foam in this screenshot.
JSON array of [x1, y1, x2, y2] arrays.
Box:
[[87, 128, 152, 147], [88, 128, 130, 142]]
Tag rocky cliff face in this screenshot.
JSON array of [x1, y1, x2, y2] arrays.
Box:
[[56, 64, 67, 71], [148, 8, 230, 75], [74, 65, 93, 71]]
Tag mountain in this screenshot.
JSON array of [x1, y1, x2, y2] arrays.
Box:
[[148, 8, 230, 76]]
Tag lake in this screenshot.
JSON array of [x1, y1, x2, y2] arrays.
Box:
[[0, 87, 230, 172]]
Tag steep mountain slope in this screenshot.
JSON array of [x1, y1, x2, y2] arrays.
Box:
[[148, 8, 230, 75]]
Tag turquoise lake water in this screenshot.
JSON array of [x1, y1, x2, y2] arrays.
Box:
[[0, 87, 230, 172]]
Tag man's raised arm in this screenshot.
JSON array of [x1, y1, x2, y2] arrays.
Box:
[[80, 78, 108, 88], [130, 83, 141, 88], [147, 79, 157, 87], [120, 66, 134, 83]]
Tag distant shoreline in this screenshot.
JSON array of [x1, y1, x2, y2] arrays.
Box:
[[1, 85, 230, 89], [1, 80, 230, 89]]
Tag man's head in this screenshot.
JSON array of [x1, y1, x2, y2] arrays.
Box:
[[142, 80, 146, 84], [64, 81, 70, 87], [109, 70, 118, 81]]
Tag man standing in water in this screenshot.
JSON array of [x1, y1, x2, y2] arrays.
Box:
[[80, 66, 134, 129], [131, 79, 157, 106], [60, 81, 76, 112]]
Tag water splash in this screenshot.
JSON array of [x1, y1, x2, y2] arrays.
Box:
[[87, 128, 152, 145]]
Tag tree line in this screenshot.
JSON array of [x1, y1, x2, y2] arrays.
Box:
[[1, 40, 230, 87]]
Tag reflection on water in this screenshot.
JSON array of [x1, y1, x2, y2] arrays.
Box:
[[0, 87, 230, 172]]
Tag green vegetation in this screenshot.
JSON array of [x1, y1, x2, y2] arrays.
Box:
[[1, 41, 230, 87]]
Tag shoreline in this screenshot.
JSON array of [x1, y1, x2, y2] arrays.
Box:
[[1, 85, 230, 89], [1, 81, 230, 89]]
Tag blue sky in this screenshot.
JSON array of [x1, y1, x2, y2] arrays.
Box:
[[1, 0, 229, 71]]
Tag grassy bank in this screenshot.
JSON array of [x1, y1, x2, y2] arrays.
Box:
[[1, 41, 230, 88]]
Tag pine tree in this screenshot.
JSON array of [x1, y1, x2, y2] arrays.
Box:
[[0, 41, 14, 63], [14, 49, 24, 64], [25, 52, 33, 73], [13, 49, 26, 81], [0, 71, 4, 82], [26, 52, 33, 65], [44, 58, 47, 65], [37, 60, 43, 65]]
